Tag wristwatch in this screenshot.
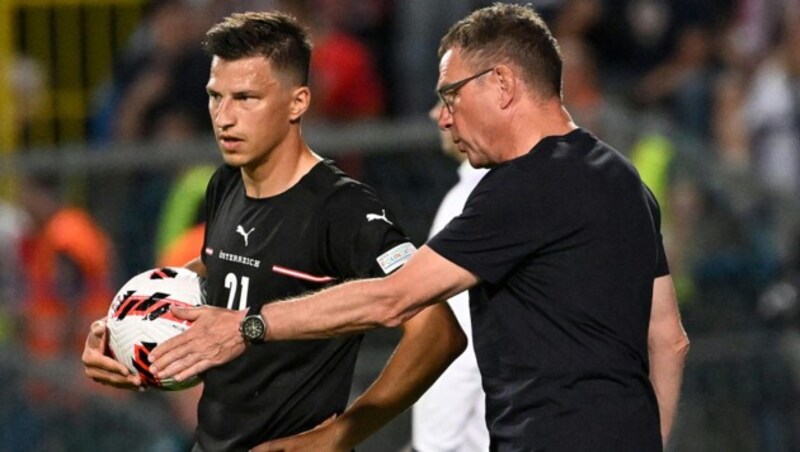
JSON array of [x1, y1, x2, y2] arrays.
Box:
[[240, 305, 267, 344]]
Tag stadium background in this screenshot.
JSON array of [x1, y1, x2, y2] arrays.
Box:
[[1, 0, 800, 450]]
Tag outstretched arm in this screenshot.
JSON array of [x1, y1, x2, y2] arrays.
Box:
[[263, 245, 478, 339], [648, 275, 690, 446], [256, 302, 467, 451], [149, 246, 478, 383]]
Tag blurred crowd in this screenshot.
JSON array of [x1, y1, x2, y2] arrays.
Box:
[[2, 0, 800, 449]]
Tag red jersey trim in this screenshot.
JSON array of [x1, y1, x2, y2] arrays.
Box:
[[272, 265, 336, 283]]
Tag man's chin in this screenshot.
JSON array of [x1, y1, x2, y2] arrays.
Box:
[[467, 156, 490, 169], [221, 152, 247, 167]]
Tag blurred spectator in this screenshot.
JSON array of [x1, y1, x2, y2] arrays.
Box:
[[634, 24, 716, 139], [586, 0, 731, 90], [115, 106, 208, 281], [158, 223, 206, 269], [279, 0, 386, 120], [18, 173, 114, 360], [712, 72, 751, 171], [90, 0, 209, 143], [559, 36, 634, 152], [277, 0, 387, 178], [744, 11, 800, 198], [328, 0, 395, 112], [154, 165, 214, 264], [723, 0, 788, 72], [552, 0, 601, 39], [743, 8, 800, 268], [87, 0, 209, 277], [628, 132, 694, 302], [710, 70, 780, 282], [393, 0, 471, 115]]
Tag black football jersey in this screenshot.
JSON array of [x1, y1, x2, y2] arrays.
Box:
[[195, 161, 414, 451]]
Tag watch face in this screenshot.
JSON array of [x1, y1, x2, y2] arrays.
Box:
[[243, 316, 265, 341]]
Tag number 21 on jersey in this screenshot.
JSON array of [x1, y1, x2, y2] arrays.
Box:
[[224, 273, 249, 310]]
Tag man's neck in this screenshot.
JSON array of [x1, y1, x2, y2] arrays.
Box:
[[505, 99, 578, 161], [240, 135, 322, 198]]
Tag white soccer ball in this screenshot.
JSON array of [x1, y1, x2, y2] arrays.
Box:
[[107, 267, 204, 391]]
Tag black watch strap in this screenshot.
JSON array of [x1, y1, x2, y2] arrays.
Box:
[[246, 304, 261, 319]]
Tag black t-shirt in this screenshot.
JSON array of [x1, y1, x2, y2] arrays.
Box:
[[428, 129, 668, 452], [196, 161, 414, 451]]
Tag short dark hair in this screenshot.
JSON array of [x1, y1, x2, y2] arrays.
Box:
[[202, 11, 312, 86], [439, 3, 562, 99]]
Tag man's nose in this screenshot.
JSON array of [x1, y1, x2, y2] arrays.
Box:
[[213, 99, 235, 129], [429, 101, 444, 122], [437, 104, 452, 131]]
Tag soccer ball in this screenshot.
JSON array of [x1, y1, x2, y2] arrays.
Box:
[[107, 267, 204, 390]]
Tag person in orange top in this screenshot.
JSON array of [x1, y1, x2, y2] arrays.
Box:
[[19, 174, 114, 359], [157, 222, 206, 268]]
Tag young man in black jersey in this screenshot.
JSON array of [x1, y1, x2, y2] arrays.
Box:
[[148, 4, 691, 452], [81, 11, 466, 451]]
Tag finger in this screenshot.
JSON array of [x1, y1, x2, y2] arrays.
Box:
[[90, 371, 140, 388], [170, 359, 212, 383], [155, 346, 215, 381], [149, 327, 194, 363], [85, 365, 142, 389], [170, 303, 203, 321], [84, 351, 131, 375], [151, 339, 202, 378], [83, 335, 131, 376], [154, 355, 192, 380], [86, 319, 108, 349]]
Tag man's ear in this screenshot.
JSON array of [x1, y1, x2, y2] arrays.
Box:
[[495, 65, 516, 109], [289, 86, 311, 122]]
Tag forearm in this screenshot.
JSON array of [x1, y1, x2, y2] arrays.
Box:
[[649, 337, 689, 443], [183, 257, 207, 277], [648, 275, 689, 445], [263, 277, 423, 340], [262, 246, 477, 341], [333, 305, 467, 448]]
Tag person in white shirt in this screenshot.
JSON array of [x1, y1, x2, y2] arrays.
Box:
[[411, 103, 490, 452]]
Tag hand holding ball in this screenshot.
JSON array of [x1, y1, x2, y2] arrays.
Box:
[[106, 267, 204, 390]]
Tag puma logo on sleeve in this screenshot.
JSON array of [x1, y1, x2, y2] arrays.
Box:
[[366, 209, 393, 225]]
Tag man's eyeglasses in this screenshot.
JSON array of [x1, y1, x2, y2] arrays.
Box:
[[436, 68, 494, 114]]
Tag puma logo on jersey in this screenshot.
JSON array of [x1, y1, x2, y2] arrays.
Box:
[[366, 209, 392, 225], [236, 225, 255, 246]]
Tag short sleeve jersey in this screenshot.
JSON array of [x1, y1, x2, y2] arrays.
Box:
[[428, 129, 669, 451], [196, 161, 413, 451]]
